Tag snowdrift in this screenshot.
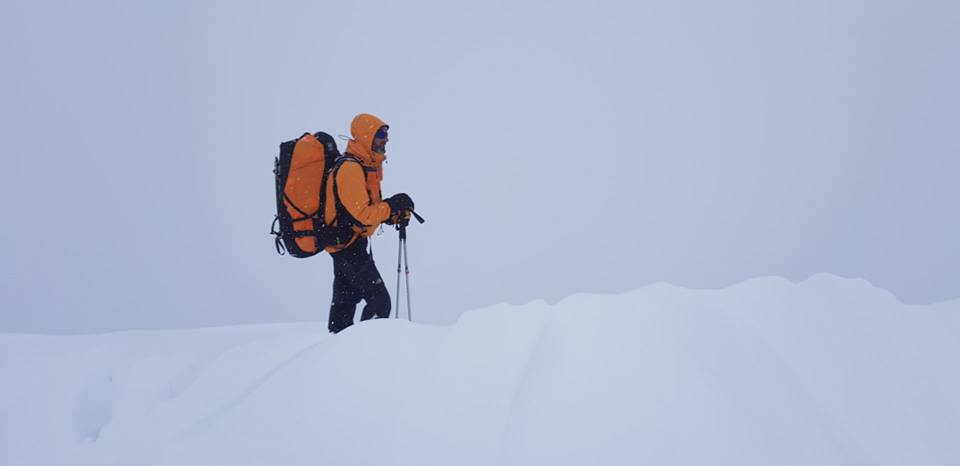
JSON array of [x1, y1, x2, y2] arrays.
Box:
[[2, 274, 958, 466]]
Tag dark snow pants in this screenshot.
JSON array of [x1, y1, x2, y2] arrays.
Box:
[[328, 237, 391, 333]]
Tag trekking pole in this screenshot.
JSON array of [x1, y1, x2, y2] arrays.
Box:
[[393, 210, 425, 321], [403, 231, 412, 321], [394, 223, 405, 319]]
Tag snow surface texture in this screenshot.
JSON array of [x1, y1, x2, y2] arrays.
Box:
[[2, 274, 958, 466]]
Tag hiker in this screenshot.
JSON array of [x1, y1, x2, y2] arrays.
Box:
[[324, 113, 414, 333]]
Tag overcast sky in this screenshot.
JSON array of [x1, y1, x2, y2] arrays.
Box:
[[2, 0, 958, 334]]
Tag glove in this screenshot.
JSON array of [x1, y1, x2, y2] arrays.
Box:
[[384, 193, 415, 216], [385, 210, 411, 226]]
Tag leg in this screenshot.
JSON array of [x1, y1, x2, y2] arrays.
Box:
[[337, 238, 391, 322], [359, 276, 391, 321], [328, 274, 361, 333], [328, 244, 363, 334], [328, 297, 360, 334]]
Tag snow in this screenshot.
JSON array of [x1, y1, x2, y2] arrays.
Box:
[[2, 274, 958, 466]]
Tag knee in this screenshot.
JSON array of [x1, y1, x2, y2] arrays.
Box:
[[368, 288, 391, 319], [332, 288, 362, 307]]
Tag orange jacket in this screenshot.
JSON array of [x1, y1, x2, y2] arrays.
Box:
[[323, 113, 392, 252]]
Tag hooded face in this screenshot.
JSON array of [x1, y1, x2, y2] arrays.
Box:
[[371, 126, 388, 154], [346, 113, 388, 166]]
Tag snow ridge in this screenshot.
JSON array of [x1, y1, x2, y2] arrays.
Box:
[[1, 275, 958, 466]]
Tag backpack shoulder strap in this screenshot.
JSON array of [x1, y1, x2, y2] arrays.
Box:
[[334, 154, 361, 168], [330, 155, 365, 227]]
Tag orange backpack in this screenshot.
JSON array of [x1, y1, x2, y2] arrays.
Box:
[[271, 132, 356, 257]]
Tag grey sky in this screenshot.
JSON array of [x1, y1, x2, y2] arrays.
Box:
[[2, 0, 958, 333]]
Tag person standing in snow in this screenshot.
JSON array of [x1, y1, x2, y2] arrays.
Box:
[[323, 113, 415, 333]]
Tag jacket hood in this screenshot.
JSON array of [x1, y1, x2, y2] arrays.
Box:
[[345, 113, 388, 169]]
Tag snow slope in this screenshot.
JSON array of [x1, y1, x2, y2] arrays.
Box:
[[2, 274, 958, 466]]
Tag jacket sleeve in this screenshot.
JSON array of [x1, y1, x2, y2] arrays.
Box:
[[335, 161, 391, 227]]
